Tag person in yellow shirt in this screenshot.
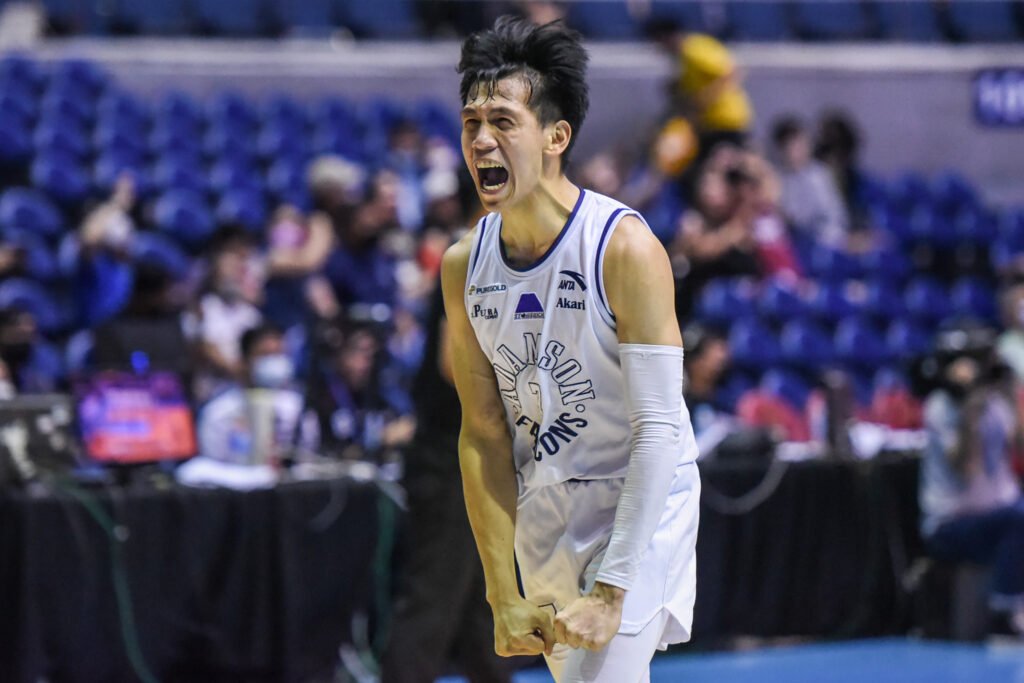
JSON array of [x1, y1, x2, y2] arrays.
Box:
[[647, 19, 754, 181]]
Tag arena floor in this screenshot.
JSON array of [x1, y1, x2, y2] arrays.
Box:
[[439, 638, 1024, 683]]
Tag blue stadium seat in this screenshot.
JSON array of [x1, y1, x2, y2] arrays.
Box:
[[33, 118, 90, 160], [0, 278, 64, 334], [0, 55, 47, 92], [93, 154, 150, 196], [889, 171, 931, 214], [2, 230, 59, 282], [203, 125, 256, 165], [154, 189, 215, 250], [715, 371, 759, 412], [834, 317, 890, 369], [806, 244, 863, 281], [906, 205, 955, 247], [903, 278, 951, 323], [794, 1, 873, 40], [886, 319, 933, 359], [207, 91, 259, 131], [859, 247, 912, 282], [862, 279, 906, 321], [873, 1, 943, 41], [262, 94, 308, 131], [97, 91, 150, 131], [93, 121, 147, 163], [727, 1, 792, 41], [759, 277, 810, 322], [38, 90, 93, 129], [257, 123, 307, 163], [157, 91, 204, 131], [808, 280, 864, 322], [760, 369, 812, 410], [952, 207, 998, 246], [209, 159, 264, 196], [129, 232, 191, 280], [0, 188, 64, 239], [216, 189, 267, 232], [0, 113, 32, 166], [932, 171, 979, 214], [341, 0, 419, 38], [695, 277, 758, 324], [266, 158, 309, 206], [49, 60, 109, 101], [112, 0, 191, 34], [194, 0, 274, 36], [312, 122, 365, 162], [152, 157, 207, 195], [413, 97, 459, 146], [949, 278, 998, 322], [149, 123, 203, 162], [0, 89, 38, 125], [948, 1, 1020, 42], [728, 317, 780, 370], [567, 1, 642, 39], [780, 318, 834, 369], [314, 96, 359, 132], [30, 153, 91, 206]]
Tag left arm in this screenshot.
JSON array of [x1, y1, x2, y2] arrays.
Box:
[[554, 215, 684, 651]]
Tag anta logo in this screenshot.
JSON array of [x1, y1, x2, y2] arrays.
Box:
[[468, 283, 507, 297], [556, 298, 585, 311], [558, 270, 587, 292], [514, 292, 545, 321], [472, 304, 498, 320]]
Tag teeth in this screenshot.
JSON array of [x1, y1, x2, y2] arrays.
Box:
[[476, 160, 504, 169]]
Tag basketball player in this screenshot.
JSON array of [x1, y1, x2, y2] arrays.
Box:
[[441, 17, 701, 682]]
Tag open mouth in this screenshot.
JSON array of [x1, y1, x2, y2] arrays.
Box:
[[475, 160, 509, 192]]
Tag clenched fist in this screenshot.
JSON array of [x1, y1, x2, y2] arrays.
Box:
[[492, 598, 556, 657], [553, 582, 625, 651]]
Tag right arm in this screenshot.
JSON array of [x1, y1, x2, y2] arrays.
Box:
[[440, 234, 554, 657]]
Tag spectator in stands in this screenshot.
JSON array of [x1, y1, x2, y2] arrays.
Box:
[[387, 119, 427, 232], [0, 308, 62, 393], [197, 323, 318, 466], [92, 264, 194, 386], [0, 357, 13, 399], [263, 204, 336, 329], [997, 283, 1024, 383], [381, 279, 516, 683], [648, 18, 753, 174], [185, 228, 265, 402], [0, 241, 27, 280], [322, 171, 400, 316], [308, 320, 414, 460], [917, 323, 1024, 636], [771, 115, 850, 248], [71, 174, 138, 327], [667, 145, 765, 321], [814, 110, 869, 226]]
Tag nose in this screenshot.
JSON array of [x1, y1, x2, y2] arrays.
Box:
[[472, 123, 497, 153]]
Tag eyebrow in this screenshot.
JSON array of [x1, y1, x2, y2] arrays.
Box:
[[460, 105, 520, 119]]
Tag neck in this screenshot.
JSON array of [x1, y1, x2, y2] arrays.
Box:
[[499, 173, 581, 266]]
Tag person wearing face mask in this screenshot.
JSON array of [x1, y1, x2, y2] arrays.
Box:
[[196, 324, 319, 467]]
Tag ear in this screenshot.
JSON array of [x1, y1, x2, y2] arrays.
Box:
[[545, 120, 572, 159]]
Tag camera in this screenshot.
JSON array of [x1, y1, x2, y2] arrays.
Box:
[[910, 322, 1012, 400]]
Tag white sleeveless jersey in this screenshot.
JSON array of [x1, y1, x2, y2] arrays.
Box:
[[465, 189, 698, 495]]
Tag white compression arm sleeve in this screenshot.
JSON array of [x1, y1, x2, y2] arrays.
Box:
[[595, 343, 685, 591]]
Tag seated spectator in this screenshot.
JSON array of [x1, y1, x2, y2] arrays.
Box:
[[814, 110, 870, 227], [308, 320, 414, 460], [185, 228, 265, 402], [671, 145, 770, 321], [772, 115, 850, 248], [92, 264, 194, 386], [997, 283, 1024, 383], [386, 118, 427, 232], [0, 308, 62, 393], [197, 324, 318, 466], [917, 323, 1024, 637]]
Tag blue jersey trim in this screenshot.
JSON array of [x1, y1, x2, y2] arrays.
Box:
[[498, 189, 587, 273], [469, 215, 489, 278], [594, 207, 628, 323]]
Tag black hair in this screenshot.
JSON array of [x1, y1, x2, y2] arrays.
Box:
[[240, 323, 283, 361], [458, 16, 590, 168], [771, 115, 805, 149]]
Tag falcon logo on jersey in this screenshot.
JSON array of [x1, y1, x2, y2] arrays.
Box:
[[558, 270, 587, 292], [514, 292, 545, 321], [467, 283, 507, 297]]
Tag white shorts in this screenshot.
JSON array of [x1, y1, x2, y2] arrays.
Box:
[[545, 609, 671, 683], [514, 461, 700, 649]]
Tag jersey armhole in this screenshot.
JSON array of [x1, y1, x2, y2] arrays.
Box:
[[467, 214, 490, 279], [594, 208, 648, 329]]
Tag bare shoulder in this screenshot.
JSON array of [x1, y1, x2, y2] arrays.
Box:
[[440, 228, 479, 315], [604, 214, 669, 274]]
